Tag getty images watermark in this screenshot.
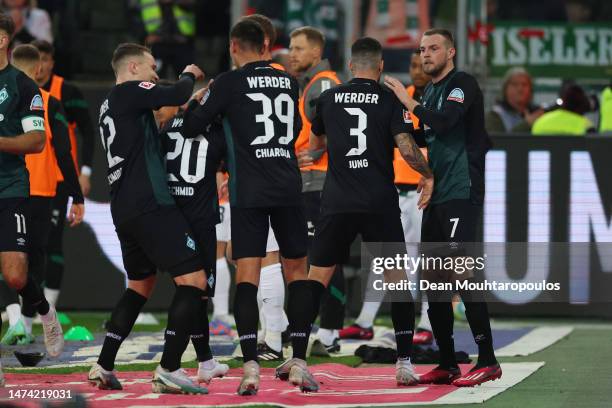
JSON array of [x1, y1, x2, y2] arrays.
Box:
[[370, 252, 560, 293], [356, 242, 598, 303]]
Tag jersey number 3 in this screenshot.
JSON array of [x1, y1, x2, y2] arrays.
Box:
[[345, 108, 367, 156], [247, 93, 294, 146]]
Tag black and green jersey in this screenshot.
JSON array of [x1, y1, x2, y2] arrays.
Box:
[[413, 69, 491, 205], [182, 61, 302, 209], [0, 64, 45, 199], [98, 74, 195, 225]]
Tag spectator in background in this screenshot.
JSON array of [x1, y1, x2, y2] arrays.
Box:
[[130, 0, 196, 78], [599, 83, 612, 133], [485, 67, 544, 133], [1, 0, 52, 44], [532, 84, 595, 135]]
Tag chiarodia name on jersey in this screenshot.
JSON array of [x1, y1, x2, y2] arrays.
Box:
[[107, 167, 122, 185], [335, 92, 379, 104], [255, 147, 292, 158], [247, 76, 292, 89], [169, 186, 195, 196], [349, 159, 369, 168]]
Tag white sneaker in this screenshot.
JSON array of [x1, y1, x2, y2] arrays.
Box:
[[197, 359, 229, 384], [152, 365, 208, 394], [288, 358, 319, 392], [396, 358, 419, 386], [237, 360, 260, 396], [88, 363, 122, 390], [40, 307, 64, 357]]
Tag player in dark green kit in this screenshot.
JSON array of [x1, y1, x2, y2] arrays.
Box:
[[0, 14, 64, 387], [385, 29, 501, 387]]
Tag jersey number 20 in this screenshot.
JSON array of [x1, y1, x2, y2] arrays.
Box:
[[247, 93, 294, 145], [166, 132, 208, 184]]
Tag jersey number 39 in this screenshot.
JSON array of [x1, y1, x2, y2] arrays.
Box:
[[247, 92, 294, 146]]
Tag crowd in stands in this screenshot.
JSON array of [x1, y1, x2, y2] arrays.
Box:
[[485, 67, 610, 135]]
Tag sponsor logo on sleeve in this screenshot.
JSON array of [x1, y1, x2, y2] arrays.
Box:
[[200, 89, 210, 105], [138, 81, 156, 90], [403, 109, 413, 124], [447, 88, 465, 103], [30, 94, 44, 110]]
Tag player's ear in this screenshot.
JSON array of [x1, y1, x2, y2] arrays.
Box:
[[348, 58, 354, 73], [379, 59, 384, 74], [127, 60, 138, 76], [448, 46, 456, 61]]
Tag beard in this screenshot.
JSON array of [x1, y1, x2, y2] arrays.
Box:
[[423, 60, 448, 77]]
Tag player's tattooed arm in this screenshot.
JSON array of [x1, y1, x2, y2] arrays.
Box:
[[394, 132, 432, 178]]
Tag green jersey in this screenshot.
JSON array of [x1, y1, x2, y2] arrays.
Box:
[[0, 64, 45, 198], [413, 69, 491, 205]]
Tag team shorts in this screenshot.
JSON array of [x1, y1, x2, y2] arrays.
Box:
[[216, 202, 279, 252], [0, 198, 29, 253], [310, 211, 405, 267], [116, 206, 203, 281], [188, 218, 217, 297], [231, 205, 307, 260], [420, 199, 482, 283], [303, 190, 322, 244]]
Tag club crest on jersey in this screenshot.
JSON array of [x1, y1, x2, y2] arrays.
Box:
[[30, 94, 44, 110], [138, 81, 156, 90], [447, 88, 465, 103], [0, 87, 8, 105], [186, 235, 196, 251], [403, 109, 412, 124]]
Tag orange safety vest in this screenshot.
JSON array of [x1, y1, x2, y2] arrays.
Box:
[[26, 90, 59, 197], [270, 62, 285, 71], [49, 74, 79, 178], [296, 70, 341, 171], [393, 85, 427, 185]]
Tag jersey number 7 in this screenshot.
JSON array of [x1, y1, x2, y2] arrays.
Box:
[[247, 92, 294, 146]]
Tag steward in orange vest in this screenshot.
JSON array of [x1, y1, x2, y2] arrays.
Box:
[[26, 89, 83, 204]]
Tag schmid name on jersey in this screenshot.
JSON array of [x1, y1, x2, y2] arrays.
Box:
[[335, 92, 379, 104], [247, 76, 292, 89], [169, 186, 195, 197]]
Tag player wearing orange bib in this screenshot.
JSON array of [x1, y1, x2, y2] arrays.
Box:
[[32, 40, 96, 311]]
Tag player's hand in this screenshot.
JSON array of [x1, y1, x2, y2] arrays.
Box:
[[417, 176, 433, 210], [78, 174, 91, 197], [384, 75, 416, 110], [67, 203, 85, 227], [297, 150, 314, 168], [182, 64, 204, 81]]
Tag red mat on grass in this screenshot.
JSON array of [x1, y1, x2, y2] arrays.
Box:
[[1, 364, 470, 407]]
